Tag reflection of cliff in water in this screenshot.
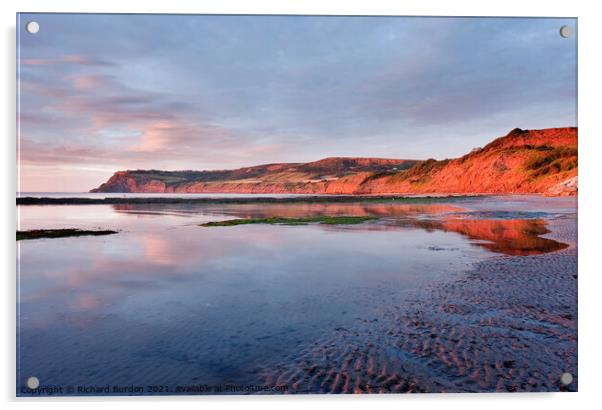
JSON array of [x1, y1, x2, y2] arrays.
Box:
[[411, 218, 568, 256], [111, 203, 569, 256], [111, 202, 467, 219]]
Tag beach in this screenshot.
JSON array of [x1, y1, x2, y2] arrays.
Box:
[[16, 195, 577, 395]]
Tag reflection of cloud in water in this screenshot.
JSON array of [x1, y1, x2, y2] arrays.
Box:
[[19, 226, 284, 328], [140, 234, 177, 265], [76, 294, 103, 310]]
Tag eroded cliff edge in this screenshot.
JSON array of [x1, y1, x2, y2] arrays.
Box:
[[92, 127, 577, 196]]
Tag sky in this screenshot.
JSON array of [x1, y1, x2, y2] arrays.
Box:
[[17, 14, 577, 192]]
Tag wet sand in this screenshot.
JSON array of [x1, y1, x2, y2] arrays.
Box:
[[262, 215, 577, 393]]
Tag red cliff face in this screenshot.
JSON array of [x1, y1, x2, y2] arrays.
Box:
[[358, 127, 577, 196], [91, 127, 577, 196], [92, 171, 168, 193]]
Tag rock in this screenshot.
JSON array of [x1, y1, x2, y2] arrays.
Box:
[[546, 176, 578, 196]]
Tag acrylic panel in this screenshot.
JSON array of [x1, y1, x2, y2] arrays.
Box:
[[16, 14, 578, 396]]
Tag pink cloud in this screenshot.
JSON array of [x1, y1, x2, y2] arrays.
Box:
[[22, 54, 116, 67], [133, 121, 175, 152], [70, 74, 106, 89], [62, 55, 91, 64], [21, 58, 53, 66], [62, 55, 116, 66]]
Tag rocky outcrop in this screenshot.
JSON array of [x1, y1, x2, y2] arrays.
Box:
[[546, 176, 578, 196], [92, 171, 168, 193], [92, 127, 577, 196]]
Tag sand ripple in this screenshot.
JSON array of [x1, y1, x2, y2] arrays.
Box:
[[262, 217, 577, 393]]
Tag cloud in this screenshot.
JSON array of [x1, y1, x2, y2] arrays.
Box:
[[61, 55, 116, 66], [70, 74, 105, 89], [22, 54, 116, 67], [21, 58, 52, 66]]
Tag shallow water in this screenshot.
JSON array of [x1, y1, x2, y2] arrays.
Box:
[[16, 195, 576, 395]]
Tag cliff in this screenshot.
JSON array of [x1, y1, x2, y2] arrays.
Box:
[[91, 157, 418, 194], [92, 127, 578, 196]]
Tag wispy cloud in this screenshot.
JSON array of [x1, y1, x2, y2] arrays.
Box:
[[22, 54, 116, 67]]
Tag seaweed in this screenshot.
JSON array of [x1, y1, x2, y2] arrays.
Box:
[[17, 229, 118, 241], [200, 216, 377, 227]]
